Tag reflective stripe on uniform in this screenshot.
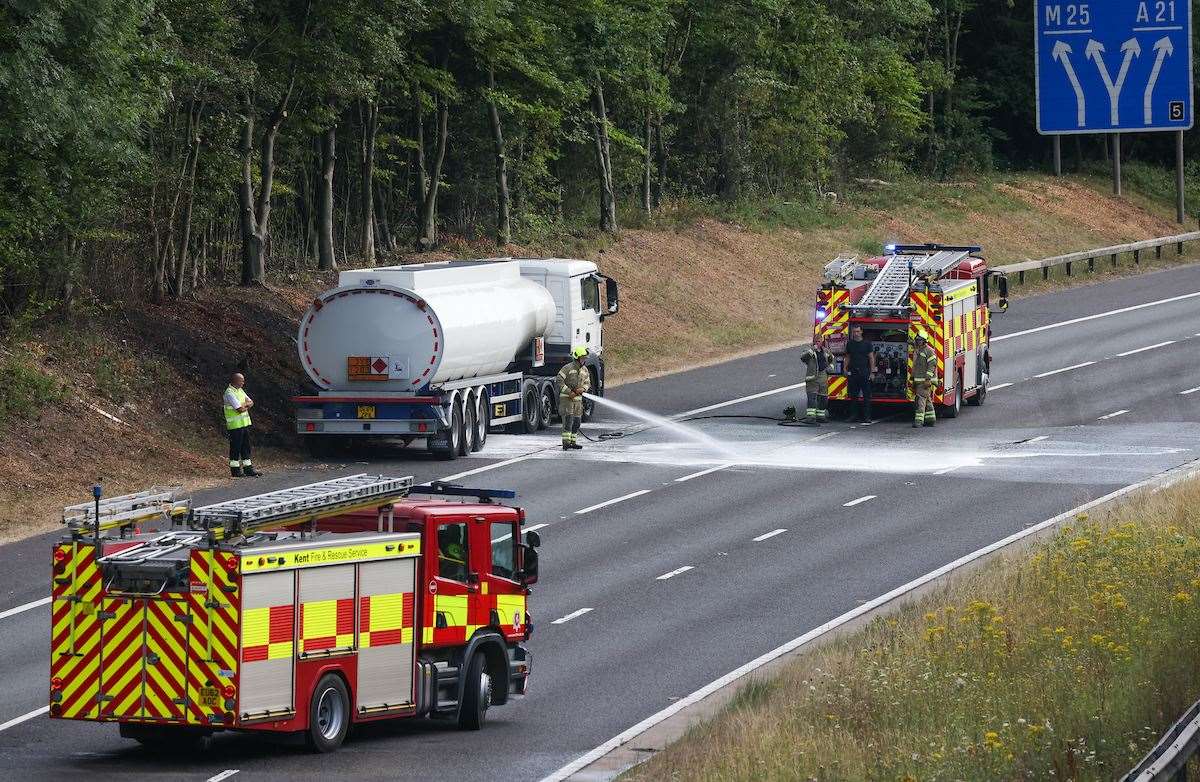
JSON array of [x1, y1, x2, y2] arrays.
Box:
[[224, 386, 251, 430]]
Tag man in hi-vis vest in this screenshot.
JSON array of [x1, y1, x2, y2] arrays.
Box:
[[223, 372, 260, 477]]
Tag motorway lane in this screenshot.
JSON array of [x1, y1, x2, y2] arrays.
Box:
[[2, 262, 1199, 780]]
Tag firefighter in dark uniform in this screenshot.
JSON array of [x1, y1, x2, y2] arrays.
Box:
[[799, 337, 835, 424]]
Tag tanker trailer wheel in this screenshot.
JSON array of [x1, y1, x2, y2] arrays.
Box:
[[538, 384, 556, 432], [473, 391, 489, 451], [461, 400, 477, 456], [431, 403, 463, 460], [518, 380, 542, 434]]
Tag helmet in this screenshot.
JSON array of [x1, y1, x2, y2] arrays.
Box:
[[572, 346, 588, 360], [914, 330, 927, 342]]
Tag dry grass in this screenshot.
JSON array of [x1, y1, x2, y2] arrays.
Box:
[[625, 478, 1200, 782]]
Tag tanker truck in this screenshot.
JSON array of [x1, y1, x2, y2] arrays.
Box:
[[293, 258, 618, 459]]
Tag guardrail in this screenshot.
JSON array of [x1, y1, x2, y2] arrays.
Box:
[[1122, 697, 1200, 782], [996, 229, 1200, 285]]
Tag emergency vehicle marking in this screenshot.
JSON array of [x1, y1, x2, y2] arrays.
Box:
[[187, 549, 240, 725], [141, 598, 188, 720], [358, 592, 415, 647], [816, 288, 851, 400], [242, 604, 295, 661], [299, 597, 355, 653], [240, 539, 420, 573], [50, 543, 102, 719]]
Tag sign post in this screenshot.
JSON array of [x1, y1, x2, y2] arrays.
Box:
[[1035, 0, 1192, 213]]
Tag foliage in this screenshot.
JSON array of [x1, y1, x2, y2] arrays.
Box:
[[626, 480, 1200, 781]]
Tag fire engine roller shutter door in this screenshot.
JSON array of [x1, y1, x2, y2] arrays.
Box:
[[356, 558, 417, 710], [240, 570, 296, 716], [298, 564, 356, 655]]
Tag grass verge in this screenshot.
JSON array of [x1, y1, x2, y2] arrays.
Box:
[[625, 477, 1200, 781]]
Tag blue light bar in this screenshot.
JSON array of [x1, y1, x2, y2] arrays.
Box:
[[413, 481, 517, 500]]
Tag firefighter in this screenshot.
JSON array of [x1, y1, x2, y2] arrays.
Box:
[[223, 372, 260, 477], [799, 337, 834, 424], [911, 331, 938, 428], [557, 347, 591, 450]]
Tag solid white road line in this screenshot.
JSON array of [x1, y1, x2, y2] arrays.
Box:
[[0, 596, 50, 621], [1116, 340, 1175, 357], [1098, 409, 1130, 420], [656, 566, 694, 581], [989, 382, 1014, 391], [206, 771, 240, 782], [537, 459, 1200, 782], [675, 464, 733, 483], [1027, 435, 1050, 443], [751, 529, 787, 542], [551, 608, 593, 625], [932, 466, 959, 476], [1181, 386, 1200, 395], [992, 291, 1200, 343], [0, 706, 46, 733], [842, 495, 876, 507], [673, 384, 805, 419], [1034, 361, 1095, 378], [491, 522, 548, 543], [575, 489, 652, 516]]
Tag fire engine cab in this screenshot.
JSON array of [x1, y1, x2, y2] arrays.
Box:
[[814, 243, 1009, 418], [49, 475, 537, 753]]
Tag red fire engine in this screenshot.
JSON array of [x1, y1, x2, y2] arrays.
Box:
[[814, 244, 1009, 418], [50, 475, 537, 752]]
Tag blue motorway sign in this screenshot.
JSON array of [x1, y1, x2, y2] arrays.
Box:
[[1036, 0, 1193, 134]]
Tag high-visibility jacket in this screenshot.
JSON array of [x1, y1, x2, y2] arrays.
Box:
[[911, 344, 938, 385], [557, 360, 590, 400], [224, 386, 252, 430], [800, 346, 834, 381]]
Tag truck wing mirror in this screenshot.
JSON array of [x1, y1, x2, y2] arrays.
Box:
[[601, 276, 619, 320], [525, 530, 541, 548], [517, 545, 539, 585]]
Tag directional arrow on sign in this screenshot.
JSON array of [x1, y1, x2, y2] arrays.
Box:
[[1086, 38, 1141, 126], [1052, 41, 1086, 128], [1144, 36, 1175, 125]]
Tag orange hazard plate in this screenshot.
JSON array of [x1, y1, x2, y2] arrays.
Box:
[[357, 405, 376, 420]]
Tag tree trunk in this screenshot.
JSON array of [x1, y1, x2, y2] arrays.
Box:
[[318, 119, 337, 270], [653, 111, 665, 208], [240, 71, 295, 286], [486, 65, 511, 246], [238, 104, 263, 286], [413, 88, 428, 227], [173, 102, 203, 296], [641, 108, 652, 215], [359, 100, 379, 266], [374, 179, 393, 252], [418, 93, 449, 250], [591, 79, 617, 233]]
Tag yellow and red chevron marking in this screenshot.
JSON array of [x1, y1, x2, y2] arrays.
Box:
[[242, 604, 294, 661], [828, 375, 848, 400], [50, 543, 102, 719], [142, 598, 188, 720], [909, 291, 946, 402], [814, 288, 850, 341], [300, 597, 354, 652], [99, 596, 147, 719], [187, 550, 239, 725], [359, 592, 414, 648]]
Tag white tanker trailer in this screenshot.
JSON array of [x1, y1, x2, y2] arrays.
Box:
[[294, 258, 618, 458]]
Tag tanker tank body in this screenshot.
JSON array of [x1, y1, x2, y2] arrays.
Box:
[[293, 258, 619, 460]]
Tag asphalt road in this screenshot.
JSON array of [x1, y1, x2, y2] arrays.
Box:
[[3, 263, 1200, 781]]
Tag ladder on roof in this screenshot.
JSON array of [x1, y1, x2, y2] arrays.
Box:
[[858, 256, 913, 307], [909, 249, 971, 277], [98, 531, 207, 564], [63, 487, 190, 534], [190, 473, 414, 537], [822, 253, 861, 283]]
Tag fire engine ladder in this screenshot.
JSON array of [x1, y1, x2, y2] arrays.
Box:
[[98, 531, 208, 565], [63, 487, 190, 535], [857, 256, 914, 307], [909, 249, 972, 279], [821, 253, 861, 284], [189, 473, 415, 538]]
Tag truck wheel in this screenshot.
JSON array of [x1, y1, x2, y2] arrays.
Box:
[[942, 372, 962, 419], [431, 404, 462, 460], [968, 377, 986, 406], [538, 384, 556, 431], [306, 673, 350, 753], [520, 381, 541, 434], [457, 652, 492, 731], [473, 392, 489, 451], [462, 401, 477, 456]]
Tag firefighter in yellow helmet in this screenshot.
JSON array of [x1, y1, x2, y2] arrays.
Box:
[[557, 347, 591, 449], [911, 331, 938, 428]]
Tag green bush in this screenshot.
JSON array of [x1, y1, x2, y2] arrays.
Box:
[[0, 350, 63, 429]]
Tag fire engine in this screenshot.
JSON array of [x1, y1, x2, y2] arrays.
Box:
[[49, 474, 538, 752], [814, 244, 1009, 418]]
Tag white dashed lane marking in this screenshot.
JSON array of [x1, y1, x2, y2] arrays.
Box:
[[675, 464, 733, 483], [842, 495, 876, 507], [1034, 361, 1095, 378], [1098, 409, 1130, 420], [1181, 386, 1200, 395], [752, 529, 787, 542], [551, 608, 593, 625], [575, 489, 652, 515], [1116, 340, 1175, 357], [656, 566, 694, 581]]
